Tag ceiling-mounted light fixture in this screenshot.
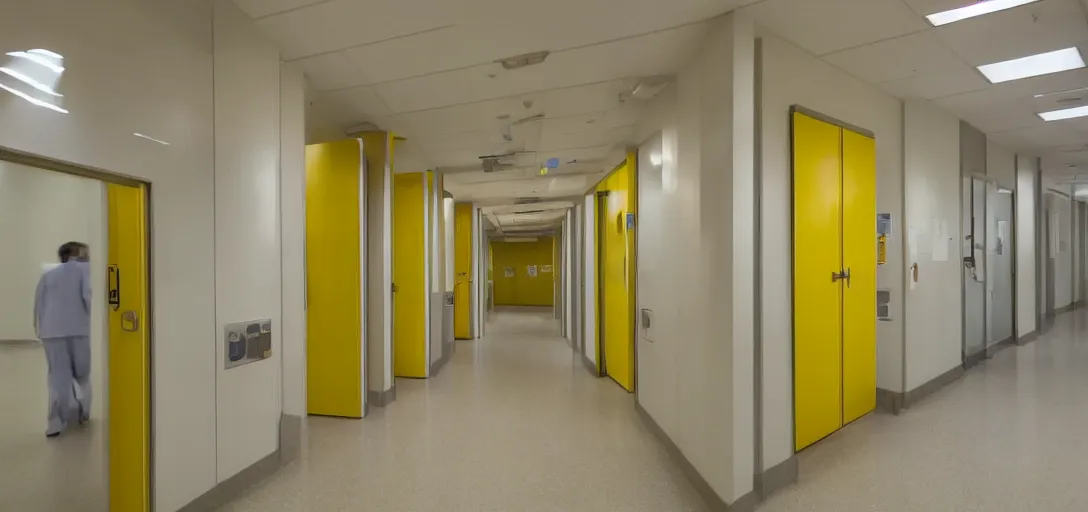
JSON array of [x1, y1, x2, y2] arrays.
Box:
[[1034, 86, 1088, 98], [496, 51, 550, 70], [977, 47, 1085, 83], [925, 0, 1042, 26], [1038, 104, 1088, 121]]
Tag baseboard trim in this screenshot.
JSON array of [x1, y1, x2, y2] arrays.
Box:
[[367, 384, 397, 408], [635, 402, 753, 511], [963, 349, 986, 370], [0, 339, 38, 347], [177, 413, 300, 512], [755, 456, 797, 499], [988, 336, 1015, 356], [1016, 331, 1038, 346], [1056, 303, 1075, 315], [430, 340, 455, 377], [904, 365, 964, 408], [581, 352, 598, 377], [876, 388, 904, 415]]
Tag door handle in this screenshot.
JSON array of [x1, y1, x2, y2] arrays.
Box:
[[121, 310, 140, 332], [831, 268, 852, 288]]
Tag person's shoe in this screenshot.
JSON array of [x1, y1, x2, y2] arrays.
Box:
[[46, 432, 61, 438]]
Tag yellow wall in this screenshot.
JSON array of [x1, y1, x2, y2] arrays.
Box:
[[304, 139, 364, 417], [454, 203, 473, 338], [492, 238, 555, 307], [393, 172, 428, 378], [595, 152, 637, 392]]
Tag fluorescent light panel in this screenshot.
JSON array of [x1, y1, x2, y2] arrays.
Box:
[[1038, 105, 1088, 121], [927, 0, 1042, 26], [0, 82, 67, 113], [977, 47, 1085, 83]]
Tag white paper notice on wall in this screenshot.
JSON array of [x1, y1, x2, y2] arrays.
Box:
[[504, 266, 514, 278], [931, 219, 950, 262], [908, 224, 930, 261], [527, 265, 538, 277]]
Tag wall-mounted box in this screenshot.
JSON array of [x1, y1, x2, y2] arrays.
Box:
[[225, 319, 272, 369]]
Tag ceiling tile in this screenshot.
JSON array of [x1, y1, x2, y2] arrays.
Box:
[[539, 126, 633, 152], [257, 0, 463, 60], [934, 0, 1088, 66], [987, 122, 1085, 149], [823, 31, 964, 83], [232, 0, 328, 19], [743, 0, 930, 55], [371, 25, 703, 113], [879, 64, 988, 99], [319, 86, 395, 123], [288, 52, 369, 91]]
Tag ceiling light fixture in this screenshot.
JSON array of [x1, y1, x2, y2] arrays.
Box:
[[134, 132, 170, 145], [0, 66, 62, 96], [0, 82, 67, 113], [977, 47, 1085, 84], [926, 0, 1042, 26], [1038, 104, 1088, 121], [495, 51, 549, 70], [6, 51, 65, 73], [1034, 86, 1088, 98]]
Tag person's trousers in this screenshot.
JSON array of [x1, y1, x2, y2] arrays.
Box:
[[42, 336, 92, 435]]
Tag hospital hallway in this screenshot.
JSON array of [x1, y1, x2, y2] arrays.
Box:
[[216, 307, 709, 512], [217, 307, 1088, 512]]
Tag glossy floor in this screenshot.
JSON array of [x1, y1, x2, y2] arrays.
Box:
[[218, 308, 708, 511], [761, 308, 1088, 511], [0, 343, 107, 512], [220, 308, 1088, 512]]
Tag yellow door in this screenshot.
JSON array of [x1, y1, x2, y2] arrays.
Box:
[[107, 183, 150, 512], [392, 172, 427, 378], [454, 203, 473, 338], [841, 129, 877, 424], [792, 111, 844, 451], [304, 140, 363, 417]]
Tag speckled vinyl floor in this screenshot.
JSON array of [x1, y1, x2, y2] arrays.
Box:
[[0, 343, 107, 512], [759, 307, 1088, 512], [217, 307, 708, 512], [222, 307, 1088, 512]]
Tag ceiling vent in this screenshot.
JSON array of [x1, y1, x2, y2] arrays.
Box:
[[479, 152, 537, 172], [514, 197, 544, 205], [496, 51, 550, 70]]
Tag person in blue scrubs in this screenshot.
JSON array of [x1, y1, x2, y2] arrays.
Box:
[[34, 241, 92, 438]]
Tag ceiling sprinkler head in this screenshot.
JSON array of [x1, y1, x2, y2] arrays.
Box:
[[522, 100, 533, 109]]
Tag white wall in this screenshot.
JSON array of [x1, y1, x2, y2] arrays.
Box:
[[0, 163, 107, 420], [632, 12, 755, 503], [280, 68, 307, 418], [902, 100, 962, 392], [0, 164, 102, 341], [212, 0, 283, 482], [582, 193, 597, 364], [986, 141, 1016, 190], [1052, 190, 1074, 310], [758, 30, 903, 469], [0, 0, 304, 508]]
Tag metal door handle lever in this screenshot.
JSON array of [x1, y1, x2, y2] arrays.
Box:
[[831, 268, 852, 288]]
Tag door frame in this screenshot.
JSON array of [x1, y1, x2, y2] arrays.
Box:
[[0, 145, 153, 510]]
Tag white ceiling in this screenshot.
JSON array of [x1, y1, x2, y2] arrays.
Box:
[[234, 0, 760, 204], [241, 0, 1088, 192], [742, 0, 1088, 182]]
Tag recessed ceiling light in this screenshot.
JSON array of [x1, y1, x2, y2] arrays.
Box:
[[1038, 104, 1088, 121], [926, 0, 1042, 26], [1034, 86, 1088, 98], [977, 47, 1085, 84]]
